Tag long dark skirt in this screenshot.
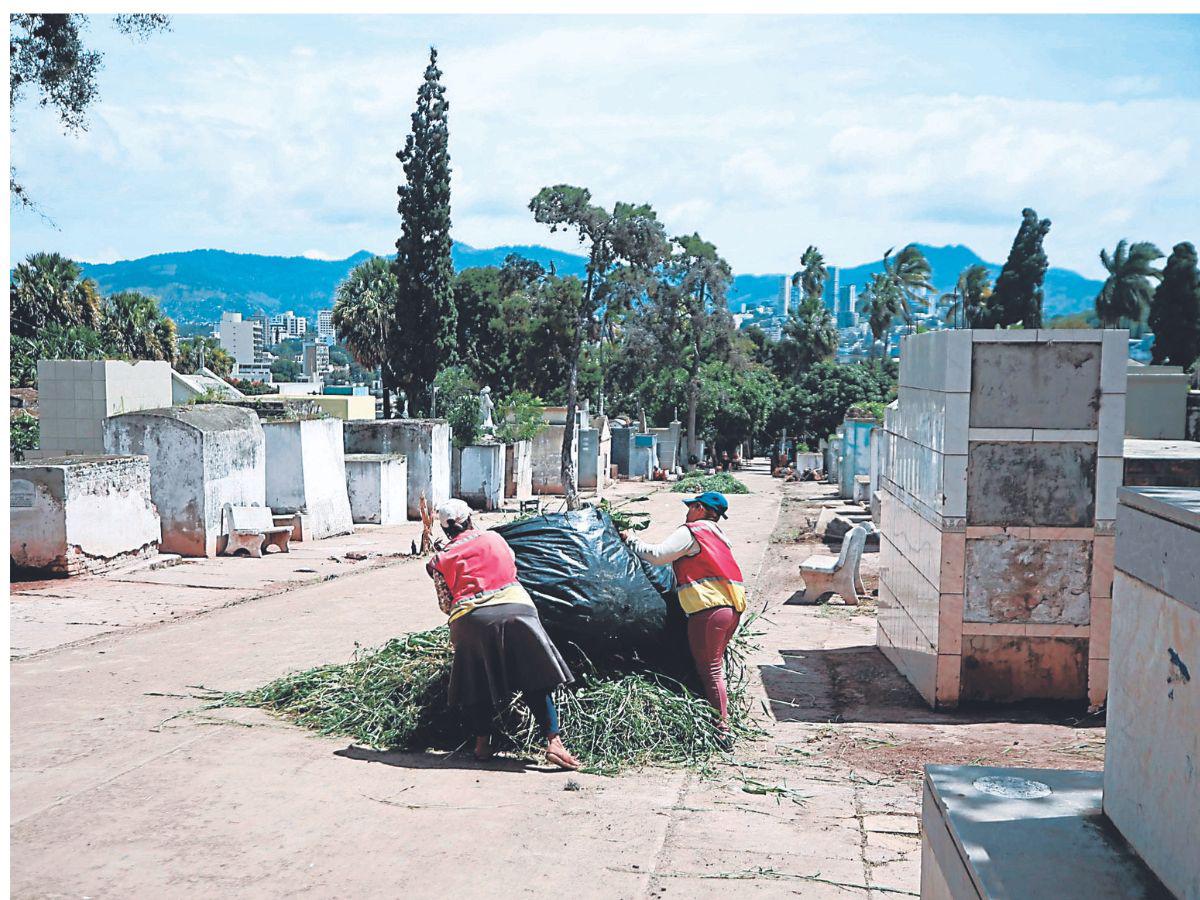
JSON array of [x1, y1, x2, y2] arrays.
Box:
[[448, 603, 574, 709]]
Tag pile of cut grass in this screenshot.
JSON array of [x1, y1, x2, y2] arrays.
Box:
[[217, 616, 764, 774], [670, 471, 750, 495]]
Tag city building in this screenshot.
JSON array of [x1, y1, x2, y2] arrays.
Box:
[[217, 312, 258, 367], [837, 283, 858, 329], [270, 311, 308, 340], [777, 276, 792, 318], [821, 267, 841, 317], [234, 362, 274, 382], [303, 341, 331, 378], [317, 310, 335, 346]]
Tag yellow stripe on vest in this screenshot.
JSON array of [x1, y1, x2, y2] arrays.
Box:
[[677, 577, 747, 616]]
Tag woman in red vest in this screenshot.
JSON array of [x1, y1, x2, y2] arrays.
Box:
[[426, 499, 581, 770], [626, 491, 747, 740]]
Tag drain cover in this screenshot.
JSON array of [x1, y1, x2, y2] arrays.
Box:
[[972, 776, 1052, 799]]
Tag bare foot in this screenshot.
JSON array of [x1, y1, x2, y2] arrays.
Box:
[[474, 735, 495, 762], [544, 735, 581, 770]]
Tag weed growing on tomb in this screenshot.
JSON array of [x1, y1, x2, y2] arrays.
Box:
[[217, 615, 764, 774]]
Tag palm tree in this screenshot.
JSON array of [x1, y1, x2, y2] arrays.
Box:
[[791, 245, 828, 306], [859, 273, 904, 358], [177, 336, 234, 378], [773, 295, 838, 377], [882, 244, 935, 321], [9, 252, 102, 338], [1095, 240, 1164, 328], [101, 291, 177, 361], [941, 265, 993, 328], [332, 257, 397, 413]]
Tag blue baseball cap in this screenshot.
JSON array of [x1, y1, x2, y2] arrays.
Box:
[[683, 491, 729, 518]]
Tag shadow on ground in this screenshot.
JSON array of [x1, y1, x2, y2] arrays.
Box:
[[335, 744, 563, 773], [760, 644, 1102, 728]]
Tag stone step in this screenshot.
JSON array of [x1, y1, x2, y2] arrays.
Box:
[[106, 553, 183, 578]]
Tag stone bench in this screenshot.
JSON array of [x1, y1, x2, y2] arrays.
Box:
[[798, 524, 867, 605], [222, 504, 291, 557]]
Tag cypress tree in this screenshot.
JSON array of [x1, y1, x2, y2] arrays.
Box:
[[1149, 241, 1200, 370], [389, 46, 456, 417], [987, 208, 1051, 328]]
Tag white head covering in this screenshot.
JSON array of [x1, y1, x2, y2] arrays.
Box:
[[436, 498, 473, 529]]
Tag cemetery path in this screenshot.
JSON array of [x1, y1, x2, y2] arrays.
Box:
[[10, 466, 1104, 898]]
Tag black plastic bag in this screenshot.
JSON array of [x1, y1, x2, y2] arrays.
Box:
[[493, 508, 690, 672]]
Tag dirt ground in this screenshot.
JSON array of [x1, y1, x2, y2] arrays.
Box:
[[10, 464, 1105, 898]]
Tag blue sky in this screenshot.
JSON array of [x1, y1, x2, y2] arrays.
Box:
[[9, 14, 1200, 278]]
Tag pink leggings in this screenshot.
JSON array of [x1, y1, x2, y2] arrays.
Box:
[[687, 606, 741, 726]]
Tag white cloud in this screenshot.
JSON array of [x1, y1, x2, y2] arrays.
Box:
[[9, 16, 1200, 282]]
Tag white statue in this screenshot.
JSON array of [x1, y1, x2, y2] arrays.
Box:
[[479, 386, 496, 433]]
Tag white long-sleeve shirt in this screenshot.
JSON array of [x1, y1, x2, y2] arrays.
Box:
[[627, 520, 732, 566]]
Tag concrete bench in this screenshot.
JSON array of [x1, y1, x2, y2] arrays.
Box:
[[222, 504, 292, 558], [798, 524, 867, 605]]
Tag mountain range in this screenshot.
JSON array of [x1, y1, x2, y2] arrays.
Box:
[[77, 242, 1104, 324]]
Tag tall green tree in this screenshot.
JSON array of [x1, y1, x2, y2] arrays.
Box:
[[662, 233, 733, 467], [1095, 239, 1164, 329], [882, 244, 935, 321], [10, 252, 102, 338], [332, 256, 395, 406], [791, 245, 828, 305], [941, 264, 993, 328], [10, 14, 170, 207], [530, 184, 669, 507], [986, 208, 1051, 328], [1148, 241, 1200, 370], [858, 273, 903, 357], [390, 47, 455, 417], [772, 295, 838, 378], [10, 324, 106, 387], [101, 290, 177, 361]]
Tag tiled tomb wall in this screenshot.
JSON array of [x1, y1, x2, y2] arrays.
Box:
[[878, 329, 1127, 708]]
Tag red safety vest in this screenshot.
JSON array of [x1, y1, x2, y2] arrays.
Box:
[[429, 529, 520, 605], [672, 522, 747, 615]]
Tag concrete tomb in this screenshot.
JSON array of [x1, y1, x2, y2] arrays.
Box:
[[34, 359, 173, 459], [344, 454, 408, 525], [503, 440, 533, 500], [919, 486, 1197, 900], [10, 455, 161, 575], [104, 404, 266, 558], [530, 424, 576, 495], [343, 419, 451, 519], [262, 417, 354, 540], [838, 417, 877, 500], [1125, 363, 1189, 439], [1103, 487, 1199, 900], [610, 426, 634, 475], [878, 329, 1126, 709], [630, 432, 658, 480], [453, 443, 506, 511], [578, 417, 611, 492], [1122, 437, 1200, 487]]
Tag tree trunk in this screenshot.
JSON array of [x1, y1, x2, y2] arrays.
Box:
[[685, 285, 705, 470], [382, 387, 392, 419], [561, 329, 583, 510], [686, 340, 700, 471]]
